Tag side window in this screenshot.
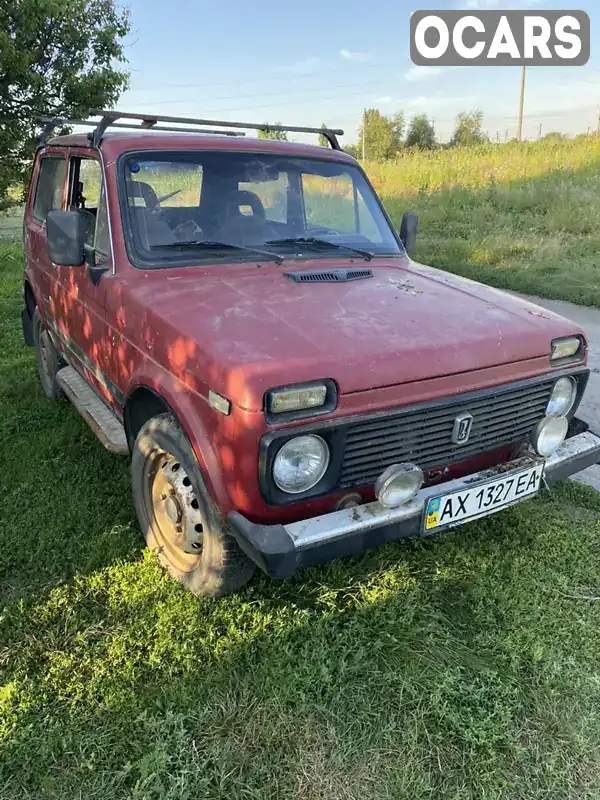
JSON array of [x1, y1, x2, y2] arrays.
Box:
[[32, 157, 66, 224], [68, 157, 110, 256], [239, 173, 288, 223]]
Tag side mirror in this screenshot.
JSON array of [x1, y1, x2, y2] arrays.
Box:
[[47, 210, 86, 267], [399, 211, 418, 254]]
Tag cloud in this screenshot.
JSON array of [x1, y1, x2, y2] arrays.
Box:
[[340, 49, 371, 62], [281, 57, 321, 75], [404, 65, 444, 83], [374, 95, 393, 104]]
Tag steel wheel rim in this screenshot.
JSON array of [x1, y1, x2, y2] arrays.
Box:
[[145, 450, 205, 573]]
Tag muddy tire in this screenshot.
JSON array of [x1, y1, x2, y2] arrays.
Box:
[[131, 413, 256, 597], [33, 308, 63, 399]]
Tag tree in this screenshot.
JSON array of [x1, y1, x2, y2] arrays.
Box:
[[0, 0, 131, 208], [450, 110, 487, 147], [344, 144, 361, 160], [357, 108, 404, 162], [390, 111, 405, 144], [405, 114, 436, 149], [258, 122, 288, 141], [318, 123, 329, 147]]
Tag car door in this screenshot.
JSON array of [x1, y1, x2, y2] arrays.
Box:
[[24, 150, 68, 326], [48, 150, 114, 403]]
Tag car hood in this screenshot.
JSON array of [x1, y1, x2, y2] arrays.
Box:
[[130, 256, 584, 410]]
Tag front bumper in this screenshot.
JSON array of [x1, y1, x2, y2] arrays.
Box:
[[228, 429, 600, 579]]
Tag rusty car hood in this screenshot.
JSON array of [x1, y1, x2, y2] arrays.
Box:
[[128, 256, 584, 410]]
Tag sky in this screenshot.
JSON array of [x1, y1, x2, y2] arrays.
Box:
[[115, 0, 599, 145]]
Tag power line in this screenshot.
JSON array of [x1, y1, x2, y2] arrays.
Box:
[[132, 78, 399, 108], [124, 60, 388, 94], [516, 65, 526, 142]]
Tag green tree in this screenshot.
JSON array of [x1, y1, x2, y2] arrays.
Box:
[[391, 111, 405, 144], [318, 123, 329, 147], [344, 143, 361, 160], [405, 114, 436, 149], [258, 122, 288, 141], [0, 0, 131, 209], [450, 110, 487, 147], [357, 108, 404, 162]]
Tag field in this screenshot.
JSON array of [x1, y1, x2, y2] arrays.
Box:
[[2, 137, 600, 798]]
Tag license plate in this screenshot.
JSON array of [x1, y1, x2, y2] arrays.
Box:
[[424, 463, 544, 532]]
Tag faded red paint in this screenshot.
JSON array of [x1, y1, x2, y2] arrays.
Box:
[[23, 131, 587, 525]]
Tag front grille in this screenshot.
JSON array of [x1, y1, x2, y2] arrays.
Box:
[[338, 379, 556, 489]]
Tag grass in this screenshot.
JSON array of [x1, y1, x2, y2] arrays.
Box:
[[3, 138, 600, 797], [378, 136, 600, 306]]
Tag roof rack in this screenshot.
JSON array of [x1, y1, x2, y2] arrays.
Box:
[[37, 109, 344, 150], [37, 115, 246, 147]]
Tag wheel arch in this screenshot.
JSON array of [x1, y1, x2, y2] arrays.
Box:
[[123, 380, 231, 513], [123, 385, 174, 449]]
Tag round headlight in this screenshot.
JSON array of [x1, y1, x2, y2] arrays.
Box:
[[375, 463, 424, 508], [546, 377, 577, 416], [532, 414, 568, 457], [273, 435, 330, 494]]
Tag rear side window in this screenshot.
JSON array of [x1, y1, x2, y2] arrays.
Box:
[[32, 157, 65, 223]]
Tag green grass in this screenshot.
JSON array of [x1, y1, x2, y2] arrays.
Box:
[[377, 136, 600, 306], [3, 234, 600, 797]]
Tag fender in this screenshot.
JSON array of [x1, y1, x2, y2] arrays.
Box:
[[123, 365, 235, 513]]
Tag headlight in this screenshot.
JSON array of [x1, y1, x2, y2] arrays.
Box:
[[272, 435, 330, 494], [375, 463, 424, 508], [532, 414, 568, 457], [546, 377, 577, 416], [551, 336, 584, 363]]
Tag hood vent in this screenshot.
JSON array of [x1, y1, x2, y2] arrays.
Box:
[[284, 268, 373, 283]]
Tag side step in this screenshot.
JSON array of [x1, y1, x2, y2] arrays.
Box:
[[56, 366, 129, 455]]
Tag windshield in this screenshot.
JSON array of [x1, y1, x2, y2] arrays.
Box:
[[120, 151, 403, 267]]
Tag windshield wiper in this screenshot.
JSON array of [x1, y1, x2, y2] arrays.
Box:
[[150, 240, 284, 265], [265, 237, 373, 262]]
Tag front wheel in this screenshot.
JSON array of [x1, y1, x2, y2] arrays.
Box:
[[131, 413, 256, 597]]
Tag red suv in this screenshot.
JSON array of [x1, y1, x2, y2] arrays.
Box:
[[21, 109, 600, 596]]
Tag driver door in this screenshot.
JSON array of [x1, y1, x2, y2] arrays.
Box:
[[49, 151, 113, 401]]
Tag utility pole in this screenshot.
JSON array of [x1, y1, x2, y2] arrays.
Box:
[[538, 122, 543, 140], [516, 65, 526, 142], [596, 107, 600, 137], [362, 108, 366, 161]]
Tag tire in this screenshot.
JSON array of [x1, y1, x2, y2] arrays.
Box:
[[33, 308, 63, 399], [131, 413, 256, 597]]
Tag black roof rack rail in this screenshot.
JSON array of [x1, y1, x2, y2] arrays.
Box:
[[87, 109, 344, 150], [36, 115, 246, 147], [38, 109, 345, 150]]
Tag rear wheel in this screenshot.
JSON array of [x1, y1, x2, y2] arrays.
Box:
[[33, 309, 63, 399], [131, 413, 256, 597]]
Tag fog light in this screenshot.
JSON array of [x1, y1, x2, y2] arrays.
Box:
[[375, 463, 424, 508], [532, 414, 568, 457]]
